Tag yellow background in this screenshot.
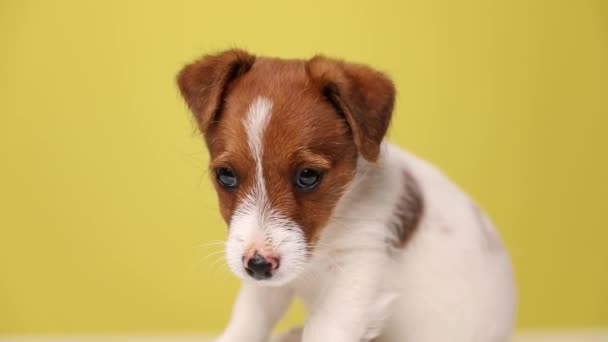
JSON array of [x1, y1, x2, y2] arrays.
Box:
[[1, 0, 607, 334]]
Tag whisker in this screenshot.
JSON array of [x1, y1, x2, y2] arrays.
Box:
[[201, 249, 226, 261], [193, 240, 226, 249]]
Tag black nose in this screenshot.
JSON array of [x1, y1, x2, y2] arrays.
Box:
[[246, 253, 273, 280]]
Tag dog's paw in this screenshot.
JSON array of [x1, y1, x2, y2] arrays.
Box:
[[271, 327, 303, 342]]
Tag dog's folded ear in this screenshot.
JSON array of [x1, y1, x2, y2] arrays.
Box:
[[177, 49, 256, 133], [306, 56, 395, 162]]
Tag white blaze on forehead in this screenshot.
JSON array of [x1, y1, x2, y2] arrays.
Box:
[[244, 96, 272, 189], [242, 96, 273, 215]]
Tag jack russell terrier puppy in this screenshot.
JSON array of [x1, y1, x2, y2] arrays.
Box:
[[177, 49, 516, 342]]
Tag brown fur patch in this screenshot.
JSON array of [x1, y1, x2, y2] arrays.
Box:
[[306, 56, 395, 162], [387, 170, 424, 248], [177, 49, 255, 134]]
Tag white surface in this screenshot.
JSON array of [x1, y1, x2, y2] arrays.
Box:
[[1, 331, 607, 342]]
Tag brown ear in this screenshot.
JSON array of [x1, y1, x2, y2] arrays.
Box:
[[306, 56, 395, 162], [176, 49, 256, 133]]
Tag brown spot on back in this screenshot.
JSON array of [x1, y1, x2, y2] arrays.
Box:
[[387, 169, 424, 248]]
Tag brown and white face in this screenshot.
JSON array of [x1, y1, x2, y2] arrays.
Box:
[[177, 49, 395, 285]]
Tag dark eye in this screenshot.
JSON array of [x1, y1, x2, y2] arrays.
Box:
[[295, 168, 323, 191], [216, 167, 238, 189]]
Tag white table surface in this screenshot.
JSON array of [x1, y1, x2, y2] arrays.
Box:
[[1, 331, 607, 342]]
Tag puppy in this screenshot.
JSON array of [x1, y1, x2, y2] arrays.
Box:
[[177, 49, 516, 342]]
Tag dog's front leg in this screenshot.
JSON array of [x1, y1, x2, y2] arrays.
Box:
[[302, 254, 388, 342], [216, 284, 293, 342]]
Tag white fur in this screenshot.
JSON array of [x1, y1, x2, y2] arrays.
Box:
[[219, 119, 516, 341], [225, 97, 308, 287], [244, 96, 272, 187]]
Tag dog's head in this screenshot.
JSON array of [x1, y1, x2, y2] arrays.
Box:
[[177, 49, 395, 285]]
